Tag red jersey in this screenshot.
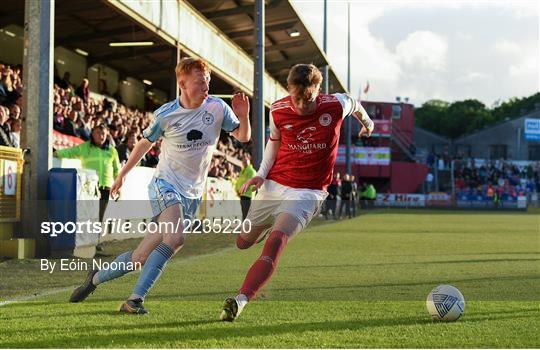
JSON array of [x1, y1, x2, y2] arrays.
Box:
[[267, 94, 350, 191]]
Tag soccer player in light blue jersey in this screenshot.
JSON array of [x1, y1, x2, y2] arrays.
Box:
[[69, 58, 251, 314]]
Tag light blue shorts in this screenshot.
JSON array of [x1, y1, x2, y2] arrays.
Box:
[[147, 177, 201, 221]]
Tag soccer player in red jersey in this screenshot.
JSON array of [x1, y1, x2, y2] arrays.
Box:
[[220, 63, 374, 321]]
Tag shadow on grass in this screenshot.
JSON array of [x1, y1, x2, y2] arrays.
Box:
[[282, 257, 540, 270], [120, 274, 540, 301], [2, 309, 539, 348], [3, 273, 535, 307]]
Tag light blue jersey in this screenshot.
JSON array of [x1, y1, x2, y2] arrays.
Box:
[[143, 96, 240, 198]]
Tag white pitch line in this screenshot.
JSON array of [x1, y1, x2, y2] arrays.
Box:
[[0, 286, 74, 307]]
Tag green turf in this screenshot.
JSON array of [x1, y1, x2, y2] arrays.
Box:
[[0, 210, 539, 348]]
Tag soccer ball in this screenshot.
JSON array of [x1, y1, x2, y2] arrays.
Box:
[[426, 284, 465, 322]]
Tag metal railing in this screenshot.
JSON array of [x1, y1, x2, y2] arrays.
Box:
[[391, 123, 416, 162]]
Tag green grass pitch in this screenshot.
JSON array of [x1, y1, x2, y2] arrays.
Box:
[[0, 210, 539, 348]]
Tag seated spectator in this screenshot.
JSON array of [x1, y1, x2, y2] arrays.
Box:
[[144, 139, 161, 168], [107, 124, 118, 148], [76, 117, 91, 141], [9, 118, 21, 148], [9, 103, 20, 119], [0, 105, 13, 147], [62, 110, 80, 138], [116, 132, 140, 165]]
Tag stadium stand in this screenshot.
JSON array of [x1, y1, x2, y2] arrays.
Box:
[[453, 158, 539, 203], [0, 62, 23, 148], [0, 60, 247, 180]]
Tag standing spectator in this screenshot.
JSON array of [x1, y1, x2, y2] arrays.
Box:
[[486, 185, 495, 203], [0, 68, 18, 105], [339, 174, 353, 219], [75, 78, 90, 104], [324, 172, 340, 220], [427, 152, 435, 168], [235, 154, 256, 220], [59, 71, 72, 90], [54, 124, 120, 222], [437, 155, 445, 170], [360, 182, 377, 209], [426, 172, 434, 192], [350, 175, 358, 216]]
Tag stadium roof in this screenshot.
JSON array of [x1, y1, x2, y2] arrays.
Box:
[[184, 0, 347, 92], [1, 0, 191, 94], [0, 0, 346, 97]]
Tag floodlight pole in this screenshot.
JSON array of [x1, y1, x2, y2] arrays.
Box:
[[345, 1, 352, 174], [21, 0, 55, 256], [322, 0, 329, 94], [170, 47, 180, 99], [253, 0, 265, 168]]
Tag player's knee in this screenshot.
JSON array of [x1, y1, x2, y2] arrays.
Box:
[[236, 235, 253, 250]]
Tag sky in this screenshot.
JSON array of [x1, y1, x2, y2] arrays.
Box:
[[290, 0, 540, 107]]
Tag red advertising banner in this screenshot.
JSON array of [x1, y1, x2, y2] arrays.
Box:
[[53, 130, 84, 150]]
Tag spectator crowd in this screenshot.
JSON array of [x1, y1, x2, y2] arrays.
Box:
[[0, 60, 247, 180], [0, 62, 23, 148], [453, 159, 539, 202]]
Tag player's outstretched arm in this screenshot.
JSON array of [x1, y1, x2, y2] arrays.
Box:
[[335, 93, 375, 138], [110, 138, 153, 199], [230, 92, 251, 142], [352, 103, 374, 138]]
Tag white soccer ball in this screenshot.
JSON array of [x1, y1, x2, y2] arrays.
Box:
[[426, 284, 465, 322]]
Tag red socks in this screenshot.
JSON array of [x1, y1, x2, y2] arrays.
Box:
[[239, 230, 289, 300]]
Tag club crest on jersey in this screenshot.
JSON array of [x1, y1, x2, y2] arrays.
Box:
[[297, 127, 316, 144], [170, 120, 183, 131], [319, 113, 332, 126], [202, 111, 214, 125]]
